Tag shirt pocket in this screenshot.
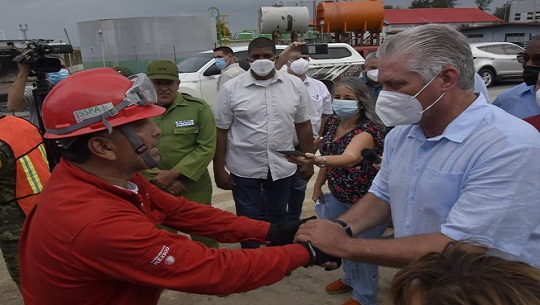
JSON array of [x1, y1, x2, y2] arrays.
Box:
[[173, 126, 199, 135], [415, 168, 464, 224]]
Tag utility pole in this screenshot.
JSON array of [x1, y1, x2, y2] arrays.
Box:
[[208, 7, 222, 46], [98, 29, 106, 67]]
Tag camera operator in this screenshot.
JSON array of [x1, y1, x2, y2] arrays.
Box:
[[7, 50, 69, 128]]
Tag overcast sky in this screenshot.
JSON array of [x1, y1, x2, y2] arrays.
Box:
[[1, 0, 506, 46]]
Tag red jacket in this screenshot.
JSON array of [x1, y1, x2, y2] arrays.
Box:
[[20, 160, 309, 305], [524, 114, 540, 132]]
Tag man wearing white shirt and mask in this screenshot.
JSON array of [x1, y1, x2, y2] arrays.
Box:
[[213, 46, 245, 91], [296, 24, 540, 276], [213, 37, 315, 248]]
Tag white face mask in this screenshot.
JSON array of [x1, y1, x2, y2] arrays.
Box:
[[250, 59, 275, 76], [537, 89, 540, 107], [375, 74, 445, 126], [290, 58, 309, 75], [366, 69, 378, 82]]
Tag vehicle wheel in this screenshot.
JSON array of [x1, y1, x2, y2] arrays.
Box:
[[478, 68, 495, 88]]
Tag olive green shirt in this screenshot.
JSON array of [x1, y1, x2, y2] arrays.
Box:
[[144, 93, 216, 204]]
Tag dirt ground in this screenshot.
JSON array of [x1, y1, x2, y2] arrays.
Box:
[[0, 166, 399, 305]]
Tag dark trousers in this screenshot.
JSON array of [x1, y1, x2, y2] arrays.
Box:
[[231, 171, 293, 248]]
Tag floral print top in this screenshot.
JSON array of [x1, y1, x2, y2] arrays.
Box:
[[320, 115, 386, 204]]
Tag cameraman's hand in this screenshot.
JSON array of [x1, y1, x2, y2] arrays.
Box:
[[266, 216, 316, 246], [301, 241, 342, 269]]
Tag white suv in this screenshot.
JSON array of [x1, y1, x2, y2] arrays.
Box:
[[177, 43, 365, 104], [470, 42, 524, 87]]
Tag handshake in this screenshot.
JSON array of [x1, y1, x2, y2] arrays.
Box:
[[265, 216, 342, 268]]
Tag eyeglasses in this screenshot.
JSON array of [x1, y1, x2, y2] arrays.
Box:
[[517, 53, 540, 66]]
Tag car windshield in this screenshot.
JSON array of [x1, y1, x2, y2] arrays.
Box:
[[177, 53, 214, 73]]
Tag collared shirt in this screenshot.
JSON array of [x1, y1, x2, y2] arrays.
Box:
[[492, 82, 539, 119], [145, 93, 216, 200], [213, 70, 314, 180], [304, 77, 333, 137], [217, 63, 245, 91], [370, 95, 540, 267]]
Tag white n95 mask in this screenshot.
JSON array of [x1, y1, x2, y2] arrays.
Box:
[[250, 59, 275, 77], [366, 69, 378, 82], [375, 73, 445, 126], [290, 59, 309, 75]]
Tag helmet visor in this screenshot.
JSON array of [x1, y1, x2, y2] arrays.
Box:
[[125, 73, 158, 107]]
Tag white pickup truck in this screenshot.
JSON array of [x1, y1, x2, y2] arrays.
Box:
[[177, 43, 365, 105]]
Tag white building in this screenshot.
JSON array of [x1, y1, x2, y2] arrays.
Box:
[[509, 0, 540, 22]]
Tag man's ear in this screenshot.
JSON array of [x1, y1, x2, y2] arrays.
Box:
[[439, 66, 459, 91], [87, 136, 117, 161]]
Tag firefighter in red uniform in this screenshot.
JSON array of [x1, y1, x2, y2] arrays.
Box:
[[0, 114, 50, 289], [19, 68, 338, 305]]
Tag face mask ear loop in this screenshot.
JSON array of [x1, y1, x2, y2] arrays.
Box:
[[413, 72, 440, 99], [420, 92, 446, 114]]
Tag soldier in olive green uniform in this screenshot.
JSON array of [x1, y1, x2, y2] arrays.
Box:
[[144, 60, 218, 248]]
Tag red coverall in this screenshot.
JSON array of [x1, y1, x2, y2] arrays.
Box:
[[20, 160, 309, 305]]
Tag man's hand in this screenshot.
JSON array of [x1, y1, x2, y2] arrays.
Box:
[[266, 216, 317, 246], [295, 219, 350, 258], [165, 180, 187, 196], [214, 167, 235, 190], [299, 164, 314, 180], [149, 169, 181, 189]]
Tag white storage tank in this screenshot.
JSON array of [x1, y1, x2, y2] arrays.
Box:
[[258, 6, 310, 34], [77, 16, 217, 73]]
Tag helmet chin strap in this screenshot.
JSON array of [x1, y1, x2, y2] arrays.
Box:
[[118, 125, 159, 169]]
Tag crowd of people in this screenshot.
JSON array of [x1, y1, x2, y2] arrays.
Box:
[[0, 24, 539, 305]]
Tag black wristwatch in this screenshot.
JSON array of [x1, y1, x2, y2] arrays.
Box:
[[332, 219, 353, 237]]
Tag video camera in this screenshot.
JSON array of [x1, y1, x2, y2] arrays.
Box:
[[12, 39, 73, 73]]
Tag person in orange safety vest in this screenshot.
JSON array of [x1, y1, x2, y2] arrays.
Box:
[[0, 114, 50, 289]]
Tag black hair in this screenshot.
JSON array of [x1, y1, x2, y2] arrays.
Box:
[[213, 46, 234, 56], [248, 37, 276, 55]]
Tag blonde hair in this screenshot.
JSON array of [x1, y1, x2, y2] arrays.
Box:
[[390, 242, 540, 305]]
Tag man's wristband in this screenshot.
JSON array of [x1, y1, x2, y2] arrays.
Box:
[[332, 219, 353, 237]]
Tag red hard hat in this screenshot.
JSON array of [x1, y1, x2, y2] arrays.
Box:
[[42, 67, 164, 139]]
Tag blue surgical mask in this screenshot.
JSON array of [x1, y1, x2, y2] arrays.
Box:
[[215, 58, 228, 70], [332, 99, 359, 120], [47, 69, 69, 85]]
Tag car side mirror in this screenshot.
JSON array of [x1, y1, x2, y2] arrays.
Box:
[[203, 65, 221, 77]]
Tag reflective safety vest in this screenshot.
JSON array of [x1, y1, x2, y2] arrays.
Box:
[[0, 116, 50, 215]]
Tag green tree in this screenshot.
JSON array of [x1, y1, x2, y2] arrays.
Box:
[[475, 0, 493, 10], [409, 0, 432, 8], [409, 0, 457, 8], [384, 4, 402, 8], [493, 3, 510, 21], [432, 0, 457, 8]]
